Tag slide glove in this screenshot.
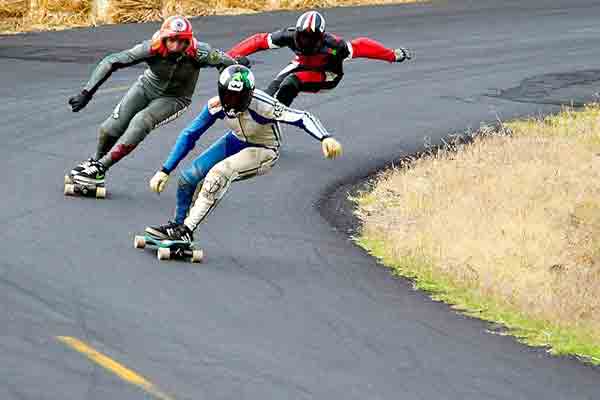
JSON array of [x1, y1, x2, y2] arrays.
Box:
[[321, 137, 343, 159], [68, 90, 93, 112], [394, 47, 412, 63], [150, 170, 170, 193]]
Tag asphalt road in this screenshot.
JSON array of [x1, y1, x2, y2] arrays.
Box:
[[1, 1, 600, 399]]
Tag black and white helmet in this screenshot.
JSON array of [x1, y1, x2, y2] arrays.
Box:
[[218, 65, 256, 118], [294, 11, 326, 54]]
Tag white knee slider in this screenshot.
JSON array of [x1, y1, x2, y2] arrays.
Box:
[[201, 163, 235, 202]]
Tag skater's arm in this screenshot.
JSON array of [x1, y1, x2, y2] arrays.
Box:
[[83, 41, 151, 95], [194, 42, 236, 71], [162, 100, 223, 173], [227, 29, 292, 58], [276, 103, 342, 159], [276, 104, 331, 142], [347, 38, 397, 62], [250, 90, 329, 140]]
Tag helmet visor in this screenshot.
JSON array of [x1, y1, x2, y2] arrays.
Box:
[[220, 90, 250, 115], [295, 31, 323, 52]]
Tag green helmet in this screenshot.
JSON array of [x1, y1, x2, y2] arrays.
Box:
[[218, 65, 256, 117]]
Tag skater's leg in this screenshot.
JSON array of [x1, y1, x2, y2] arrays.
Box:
[[275, 74, 302, 106], [184, 146, 278, 231], [95, 83, 149, 160], [98, 96, 189, 169], [276, 70, 341, 106], [265, 63, 299, 98], [175, 132, 248, 224], [69, 84, 149, 176]]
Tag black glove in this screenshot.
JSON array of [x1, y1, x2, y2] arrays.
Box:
[[235, 56, 251, 68], [68, 90, 93, 112]]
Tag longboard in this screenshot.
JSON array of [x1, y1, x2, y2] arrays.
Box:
[[134, 234, 204, 263], [64, 175, 106, 199]]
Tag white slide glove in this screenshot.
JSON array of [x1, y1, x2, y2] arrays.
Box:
[[149, 170, 169, 193], [394, 47, 412, 62], [321, 137, 343, 159]]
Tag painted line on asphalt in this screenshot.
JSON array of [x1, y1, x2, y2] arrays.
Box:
[[57, 336, 175, 400]]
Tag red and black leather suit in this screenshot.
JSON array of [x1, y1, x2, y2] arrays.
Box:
[[227, 28, 398, 106]]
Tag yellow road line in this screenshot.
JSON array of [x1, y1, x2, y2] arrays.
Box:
[[57, 336, 175, 400]]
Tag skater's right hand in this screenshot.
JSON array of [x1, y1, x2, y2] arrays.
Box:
[[394, 47, 413, 63], [68, 90, 92, 112], [150, 171, 169, 193], [322, 137, 343, 159]]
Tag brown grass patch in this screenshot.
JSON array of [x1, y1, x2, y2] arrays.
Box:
[[108, 0, 162, 23], [1, 0, 424, 33], [0, 0, 27, 17], [4, 0, 92, 32], [0, 0, 27, 32], [356, 105, 600, 349]]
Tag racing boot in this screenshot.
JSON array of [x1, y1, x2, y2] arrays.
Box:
[[73, 160, 106, 185], [145, 221, 194, 243]]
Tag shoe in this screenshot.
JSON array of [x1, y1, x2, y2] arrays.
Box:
[[69, 157, 96, 177], [145, 221, 193, 243], [73, 160, 106, 185]]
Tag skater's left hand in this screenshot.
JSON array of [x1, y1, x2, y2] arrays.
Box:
[[394, 47, 413, 63], [150, 170, 169, 193], [68, 90, 92, 112], [322, 137, 343, 159]]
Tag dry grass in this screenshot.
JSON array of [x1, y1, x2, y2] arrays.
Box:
[[108, 0, 162, 23], [0, 0, 27, 17], [1, 0, 424, 32], [0, 0, 27, 32], [355, 105, 600, 359], [109, 0, 271, 23], [0, 0, 92, 33], [279, 0, 421, 8]]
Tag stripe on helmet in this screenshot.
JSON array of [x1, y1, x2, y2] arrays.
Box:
[[307, 12, 315, 31], [297, 11, 325, 33]]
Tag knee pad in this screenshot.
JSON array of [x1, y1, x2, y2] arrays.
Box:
[[201, 164, 234, 203]]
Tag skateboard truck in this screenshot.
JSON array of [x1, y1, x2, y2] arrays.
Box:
[[64, 175, 106, 199]]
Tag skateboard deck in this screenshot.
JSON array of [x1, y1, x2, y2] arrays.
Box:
[[134, 234, 204, 263], [64, 175, 106, 199]]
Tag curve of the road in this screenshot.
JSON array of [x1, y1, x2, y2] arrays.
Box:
[[2, 1, 600, 399]]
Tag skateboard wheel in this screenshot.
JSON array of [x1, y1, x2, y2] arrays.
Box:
[[134, 236, 146, 249], [64, 184, 75, 196], [64, 175, 72, 185], [157, 247, 170, 261], [191, 250, 204, 263], [96, 187, 107, 199]]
